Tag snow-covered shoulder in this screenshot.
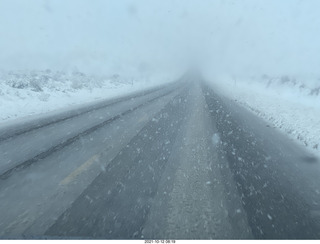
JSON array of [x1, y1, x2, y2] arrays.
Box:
[[0, 70, 174, 126], [206, 74, 320, 157]]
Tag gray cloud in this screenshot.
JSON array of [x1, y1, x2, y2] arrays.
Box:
[[0, 0, 320, 77]]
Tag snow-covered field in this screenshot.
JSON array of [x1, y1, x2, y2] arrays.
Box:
[[207, 74, 320, 156], [0, 70, 172, 124]]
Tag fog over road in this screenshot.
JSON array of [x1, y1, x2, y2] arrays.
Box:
[[0, 79, 320, 239]]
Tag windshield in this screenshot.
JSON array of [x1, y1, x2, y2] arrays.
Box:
[[0, 0, 320, 241]]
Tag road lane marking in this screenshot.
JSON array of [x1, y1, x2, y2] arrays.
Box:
[[138, 113, 149, 123], [59, 154, 100, 186]]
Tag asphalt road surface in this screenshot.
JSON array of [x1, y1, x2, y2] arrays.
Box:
[[1, 79, 320, 239]]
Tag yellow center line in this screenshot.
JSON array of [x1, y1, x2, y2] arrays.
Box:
[[59, 154, 100, 186]]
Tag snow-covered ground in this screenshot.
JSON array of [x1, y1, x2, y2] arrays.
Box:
[[2, 69, 319, 157], [207, 74, 320, 156], [0, 70, 173, 125]]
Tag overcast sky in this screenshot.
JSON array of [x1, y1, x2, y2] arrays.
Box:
[[1, 0, 320, 77]]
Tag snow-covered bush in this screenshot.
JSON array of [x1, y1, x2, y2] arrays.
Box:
[[0, 70, 135, 93]]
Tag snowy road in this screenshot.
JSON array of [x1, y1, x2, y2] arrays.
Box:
[[0, 80, 320, 239]]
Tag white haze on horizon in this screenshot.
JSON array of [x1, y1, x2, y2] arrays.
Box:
[[1, 0, 320, 79]]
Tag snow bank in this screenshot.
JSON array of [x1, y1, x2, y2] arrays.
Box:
[[206, 74, 320, 155], [0, 70, 173, 124]]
